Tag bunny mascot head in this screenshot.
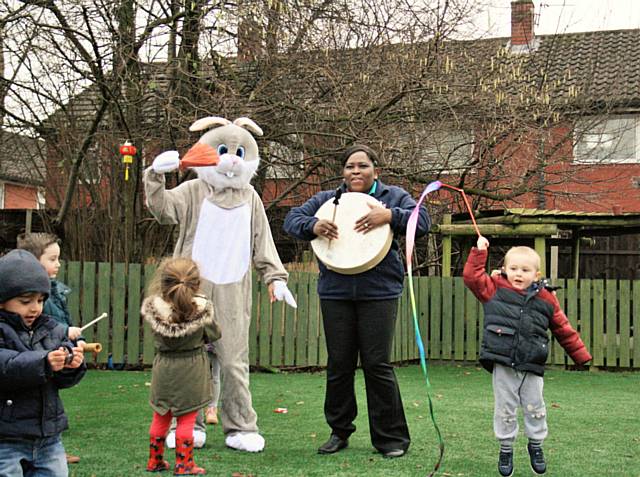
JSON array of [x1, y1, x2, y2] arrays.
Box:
[[187, 116, 262, 189], [144, 116, 296, 454]]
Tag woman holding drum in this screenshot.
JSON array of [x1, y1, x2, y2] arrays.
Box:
[[283, 144, 430, 458]]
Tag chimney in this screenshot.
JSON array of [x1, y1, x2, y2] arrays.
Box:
[[511, 0, 535, 49]]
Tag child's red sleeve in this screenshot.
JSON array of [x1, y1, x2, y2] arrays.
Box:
[[463, 247, 497, 303], [547, 293, 592, 365]]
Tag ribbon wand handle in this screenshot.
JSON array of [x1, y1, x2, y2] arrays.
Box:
[[80, 313, 108, 332]]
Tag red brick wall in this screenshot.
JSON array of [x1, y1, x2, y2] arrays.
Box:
[[3, 183, 39, 209], [41, 121, 640, 214], [545, 165, 640, 213]]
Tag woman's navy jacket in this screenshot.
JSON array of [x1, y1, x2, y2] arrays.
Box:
[[283, 180, 430, 300]]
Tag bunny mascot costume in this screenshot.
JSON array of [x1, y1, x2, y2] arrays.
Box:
[[143, 116, 297, 453]]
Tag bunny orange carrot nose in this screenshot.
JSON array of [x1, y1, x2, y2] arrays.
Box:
[[180, 143, 220, 169]]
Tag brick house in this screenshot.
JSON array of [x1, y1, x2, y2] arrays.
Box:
[[0, 130, 46, 210], [41, 1, 640, 214], [0, 130, 47, 251], [475, 0, 640, 214]]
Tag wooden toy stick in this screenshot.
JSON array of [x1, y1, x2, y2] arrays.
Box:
[[80, 313, 108, 332]]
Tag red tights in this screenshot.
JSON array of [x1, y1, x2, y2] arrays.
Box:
[[149, 410, 198, 441]]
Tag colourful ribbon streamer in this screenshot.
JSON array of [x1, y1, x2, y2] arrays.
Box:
[[406, 181, 445, 476], [405, 180, 481, 477]]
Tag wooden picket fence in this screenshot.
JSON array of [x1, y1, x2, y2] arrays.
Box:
[[58, 263, 639, 369]]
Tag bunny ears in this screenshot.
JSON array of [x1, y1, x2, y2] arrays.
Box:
[[189, 116, 264, 136]]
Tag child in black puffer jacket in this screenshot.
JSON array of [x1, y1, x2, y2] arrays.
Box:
[[464, 236, 591, 477]]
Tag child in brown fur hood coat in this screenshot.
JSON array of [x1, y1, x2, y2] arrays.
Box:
[[142, 257, 221, 475]]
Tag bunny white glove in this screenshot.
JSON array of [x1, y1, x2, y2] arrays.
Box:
[[152, 150, 180, 173], [272, 280, 297, 308]]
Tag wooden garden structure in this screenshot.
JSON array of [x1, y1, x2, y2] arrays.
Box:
[[434, 208, 640, 279]]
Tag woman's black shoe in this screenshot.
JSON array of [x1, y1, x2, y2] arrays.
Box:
[[317, 434, 349, 454]]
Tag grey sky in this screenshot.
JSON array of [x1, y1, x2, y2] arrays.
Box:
[[476, 0, 640, 38]]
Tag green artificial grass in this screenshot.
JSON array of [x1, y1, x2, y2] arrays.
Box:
[[60, 364, 639, 477]]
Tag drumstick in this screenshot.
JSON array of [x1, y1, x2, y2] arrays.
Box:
[[327, 188, 343, 249], [80, 313, 108, 332]]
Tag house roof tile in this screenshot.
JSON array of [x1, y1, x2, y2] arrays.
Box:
[[0, 130, 47, 186], [248, 28, 640, 125]]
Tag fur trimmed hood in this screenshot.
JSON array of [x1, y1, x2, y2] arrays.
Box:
[[142, 295, 215, 338]]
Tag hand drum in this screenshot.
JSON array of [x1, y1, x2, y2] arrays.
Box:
[[311, 192, 392, 275]]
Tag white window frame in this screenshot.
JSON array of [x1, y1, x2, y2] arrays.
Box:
[[264, 137, 304, 179], [392, 128, 474, 174], [36, 187, 46, 209], [0, 182, 4, 209], [574, 114, 639, 164]]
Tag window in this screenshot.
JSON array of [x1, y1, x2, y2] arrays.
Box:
[[574, 115, 639, 163], [422, 129, 474, 172], [264, 137, 304, 179], [37, 188, 46, 209], [78, 143, 102, 185], [390, 128, 474, 174]]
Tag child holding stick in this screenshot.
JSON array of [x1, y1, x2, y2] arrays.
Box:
[[143, 257, 221, 475], [17, 232, 85, 464], [463, 236, 591, 477], [17, 233, 83, 344]]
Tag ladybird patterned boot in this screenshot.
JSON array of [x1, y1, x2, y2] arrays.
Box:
[[174, 437, 206, 475], [146, 436, 170, 472]]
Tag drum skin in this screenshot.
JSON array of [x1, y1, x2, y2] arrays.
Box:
[[311, 192, 393, 275]]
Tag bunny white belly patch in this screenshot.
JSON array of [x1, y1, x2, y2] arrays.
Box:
[[192, 199, 251, 284]]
